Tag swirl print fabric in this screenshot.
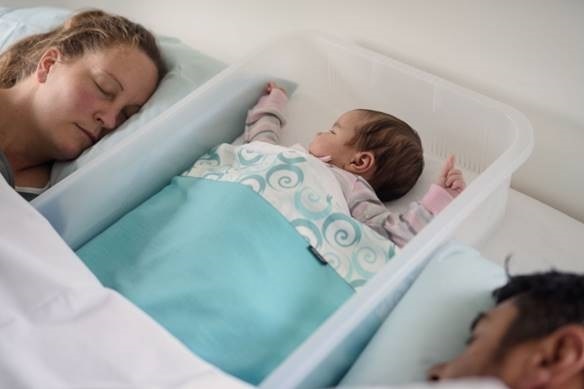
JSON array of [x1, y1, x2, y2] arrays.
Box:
[[184, 141, 397, 290]]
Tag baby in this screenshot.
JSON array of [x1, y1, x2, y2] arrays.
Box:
[[243, 82, 465, 247]]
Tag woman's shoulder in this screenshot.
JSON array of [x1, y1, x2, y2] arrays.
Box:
[[14, 163, 51, 190]]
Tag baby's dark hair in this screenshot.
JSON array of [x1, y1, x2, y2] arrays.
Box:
[[492, 270, 584, 355], [347, 109, 424, 201]]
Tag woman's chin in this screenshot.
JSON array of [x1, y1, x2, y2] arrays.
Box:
[[56, 141, 88, 161]]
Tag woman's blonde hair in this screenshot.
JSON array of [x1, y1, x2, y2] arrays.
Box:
[[0, 9, 166, 88]]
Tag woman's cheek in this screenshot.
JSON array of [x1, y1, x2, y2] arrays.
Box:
[[70, 82, 99, 116]]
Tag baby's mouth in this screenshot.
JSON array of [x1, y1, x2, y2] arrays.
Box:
[[316, 154, 332, 163]]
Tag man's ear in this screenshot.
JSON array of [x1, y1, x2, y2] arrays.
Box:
[[520, 326, 584, 388], [346, 151, 375, 176], [547, 326, 584, 387], [36, 47, 61, 83]]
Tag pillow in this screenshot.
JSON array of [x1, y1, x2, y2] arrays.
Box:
[[0, 7, 226, 185], [0, 7, 71, 49], [340, 242, 507, 386]]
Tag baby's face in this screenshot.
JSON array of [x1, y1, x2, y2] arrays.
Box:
[[309, 110, 361, 168]]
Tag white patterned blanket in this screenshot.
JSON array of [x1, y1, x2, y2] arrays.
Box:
[[184, 141, 398, 290]]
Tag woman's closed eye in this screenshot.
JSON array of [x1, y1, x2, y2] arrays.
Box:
[[94, 80, 115, 100]]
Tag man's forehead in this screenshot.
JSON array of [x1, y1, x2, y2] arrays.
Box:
[[471, 300, 518, 331]]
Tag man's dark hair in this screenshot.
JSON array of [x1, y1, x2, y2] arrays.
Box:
[[492, 270, 584, 353]]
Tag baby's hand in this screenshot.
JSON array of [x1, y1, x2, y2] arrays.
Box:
[[265, 81, 287, 96], [437, 155, 466, 198]]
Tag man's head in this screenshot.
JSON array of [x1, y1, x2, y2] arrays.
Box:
[[429, 271, 584, 389]]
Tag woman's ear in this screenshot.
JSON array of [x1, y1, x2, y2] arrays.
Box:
[[346, 151, 375, 176], [36, 48, 61, 83]]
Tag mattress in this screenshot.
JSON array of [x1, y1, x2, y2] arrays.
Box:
[[478, 188, 584, 273]]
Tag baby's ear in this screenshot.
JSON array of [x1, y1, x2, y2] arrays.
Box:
[[348, 151, 375, 175]]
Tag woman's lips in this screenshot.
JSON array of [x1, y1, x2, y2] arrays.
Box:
[[75, 123, 97, 145]]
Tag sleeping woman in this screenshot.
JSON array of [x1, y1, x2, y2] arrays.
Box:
[[0, 10, 165, 199]]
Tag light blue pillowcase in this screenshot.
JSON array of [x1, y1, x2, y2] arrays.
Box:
[[0, 6, 226, 184], [0, 6, 71, 48], [340, 242, 507, 386]]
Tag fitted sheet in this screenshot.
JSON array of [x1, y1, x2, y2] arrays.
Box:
[[478, 189, 584, 273]]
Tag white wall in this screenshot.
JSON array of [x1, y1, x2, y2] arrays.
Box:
[[5, 0, 584, 221]]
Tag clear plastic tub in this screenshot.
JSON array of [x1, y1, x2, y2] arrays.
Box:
[[33, 32, 533, 249], [32, 32, 533, 386], [226, 33, 532, 388]]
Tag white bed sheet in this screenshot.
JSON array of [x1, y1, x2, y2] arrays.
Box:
[[0, 180, 248, 389], [338, 379, 505, 389], [478, 189, 584, 274]]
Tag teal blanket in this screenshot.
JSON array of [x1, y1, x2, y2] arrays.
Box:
[[77, 177, 353, 384]]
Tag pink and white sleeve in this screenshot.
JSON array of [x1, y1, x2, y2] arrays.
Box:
[[243, 88, 288, 145], [350, 183, 454, 248]]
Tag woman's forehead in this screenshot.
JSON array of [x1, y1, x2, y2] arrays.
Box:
[[83, 46, 159, 103], [83, 45, 154, 73]]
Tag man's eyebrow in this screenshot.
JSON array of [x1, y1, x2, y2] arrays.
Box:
[[104, 71, 124, 92], [470, 311, 487, 331]]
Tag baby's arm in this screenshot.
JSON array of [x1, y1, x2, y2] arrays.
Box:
[[244, 82, 288, 145], [351, 156, 465, 247], [350, 184, 452, 247]]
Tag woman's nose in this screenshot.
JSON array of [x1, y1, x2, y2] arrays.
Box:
[[95, 105, 119, 131], [427, 362, 447, 381]]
